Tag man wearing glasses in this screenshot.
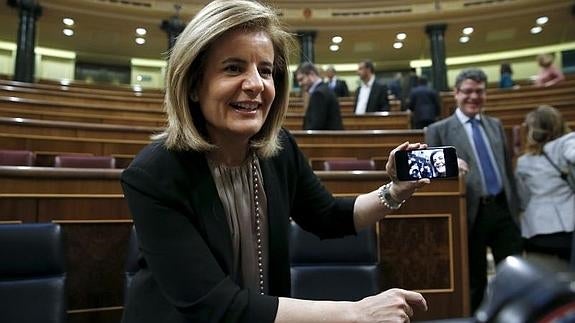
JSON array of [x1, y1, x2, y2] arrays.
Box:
[[425, 68, 523, 313]]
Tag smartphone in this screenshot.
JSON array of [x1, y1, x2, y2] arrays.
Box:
[[395, 146, 459, 181]]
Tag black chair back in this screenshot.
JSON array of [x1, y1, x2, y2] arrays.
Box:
[[0, 223, 67, 323], [289, 221, 380, 301]]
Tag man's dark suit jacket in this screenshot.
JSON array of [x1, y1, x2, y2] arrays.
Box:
[[120, 130, 356, 323], [408, 85, 441, 128], [330, 79, 349, 97], [353, 81, 390, 113], [303, 82, 344, 130], [425, 113, 519, 229]]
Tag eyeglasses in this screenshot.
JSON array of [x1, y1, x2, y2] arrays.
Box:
[[457, 88, 485, 96]]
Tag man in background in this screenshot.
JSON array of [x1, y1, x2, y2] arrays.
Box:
[[387, 72, 402, 101], [325, 65, 349, 97], [425, 68, 523, 313], [401, 68, 418, 111], [408, 77, 441, 129], [296, 62, 344, 130], [353, 60, 389, 114]]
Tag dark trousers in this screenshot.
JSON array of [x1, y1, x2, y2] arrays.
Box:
[[524, 231, 572, 262], [468, 192, 523, 313]]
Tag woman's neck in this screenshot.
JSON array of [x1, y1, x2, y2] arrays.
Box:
[[207, 142, 251, 167]]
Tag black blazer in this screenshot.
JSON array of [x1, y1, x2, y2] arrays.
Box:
[[330, 79, 349, 97], [303, 82, 344, 130], [354, 81, 390, 113], [121, 130, 356, 323], [408, 85, 441, 124]]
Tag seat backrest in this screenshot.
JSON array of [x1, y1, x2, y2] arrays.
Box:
[[323, 159, 376, 171], [0, 223, 67, 323], [0, 149, 35, 166], [54, 155, 116, 168], [289, 221, 380, 301]]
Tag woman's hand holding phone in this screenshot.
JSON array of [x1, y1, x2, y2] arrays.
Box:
[[386, 142, 432, 202]]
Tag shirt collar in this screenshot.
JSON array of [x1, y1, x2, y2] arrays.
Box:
[[308, 79, 322, 93], [362, 75, 375, 87], [455, 108, 481, 125]]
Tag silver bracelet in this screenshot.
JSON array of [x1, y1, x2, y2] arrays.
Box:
[[377, 182, 405, 210]]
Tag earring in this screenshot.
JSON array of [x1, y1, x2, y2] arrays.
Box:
[[190, 92, 198, 102]]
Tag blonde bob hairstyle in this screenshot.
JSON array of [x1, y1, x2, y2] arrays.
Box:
[[524, 105, 571, 155], [154, 0, 294, 158]]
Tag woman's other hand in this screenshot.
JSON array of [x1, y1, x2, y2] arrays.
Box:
[[354, 288, 428, 322]]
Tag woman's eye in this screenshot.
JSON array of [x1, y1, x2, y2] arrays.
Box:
[[259, 67, 273, 78], [225, 65, 242, 74]]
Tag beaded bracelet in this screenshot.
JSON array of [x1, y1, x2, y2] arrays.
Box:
[[377, 182, 405, 210]]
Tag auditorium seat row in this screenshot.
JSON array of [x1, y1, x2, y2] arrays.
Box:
[[0, 221, 380, 323], [0, 150, 116, 168], [0, 149, 383, 171]]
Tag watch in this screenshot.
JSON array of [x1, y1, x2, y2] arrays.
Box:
[[377, 182, 405, 210]]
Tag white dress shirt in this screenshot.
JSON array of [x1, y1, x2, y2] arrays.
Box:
[[355, 75, 375, 115]]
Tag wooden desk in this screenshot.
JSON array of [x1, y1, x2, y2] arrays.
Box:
[[0, 166, 468, 322]]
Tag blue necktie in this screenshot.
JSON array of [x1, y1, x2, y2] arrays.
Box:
[[469, 118, 501, 195]]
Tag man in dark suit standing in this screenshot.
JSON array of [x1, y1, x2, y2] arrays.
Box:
[[408, 77, 441, 129], [296, 62, 344, 130], [425, 68, 522, 313], [325, 65, 349, 97], [354, 60, 389, 114]]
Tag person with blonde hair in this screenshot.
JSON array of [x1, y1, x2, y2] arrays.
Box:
[[515, 105, 575, 262], [120, 1, 428, 322], [534, 54, 565, 87]]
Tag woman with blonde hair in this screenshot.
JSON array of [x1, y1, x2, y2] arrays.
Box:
[[515, 105, 574, 262], [120, 1, 428, 322]]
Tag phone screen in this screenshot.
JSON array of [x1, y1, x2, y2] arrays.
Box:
[[395, 146, 459, 181]]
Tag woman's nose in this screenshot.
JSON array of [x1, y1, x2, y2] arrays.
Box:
[[242, 67, 264, 94]]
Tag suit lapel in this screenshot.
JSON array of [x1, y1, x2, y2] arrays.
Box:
[[259, 156, 291, 295], [447, 116, 474, 163], [183, 152, 233, 271]]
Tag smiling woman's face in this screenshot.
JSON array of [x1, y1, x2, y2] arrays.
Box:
[[433, 153, 446, 173], [197, 29, 275, 146]]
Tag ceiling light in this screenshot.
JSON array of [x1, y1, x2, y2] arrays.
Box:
[[530, 26, 543, 34], [462, 27, 474, 35], [136, 28, 147, 36], [135, 37, 146, 45], [459, 35, 470, 43], [393, 42, 403, 49], [536, 16, 548, 25], [331, 36, 343, 44], [63, 28, 74, 36], [62, 18, 74, 26], [396, 32, 407, 40], [329, 44, 339, 52]]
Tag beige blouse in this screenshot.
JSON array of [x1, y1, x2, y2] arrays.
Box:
[[207, 154, 269, 294]]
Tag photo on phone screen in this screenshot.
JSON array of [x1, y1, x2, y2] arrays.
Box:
[[395, 146, 459, 181]]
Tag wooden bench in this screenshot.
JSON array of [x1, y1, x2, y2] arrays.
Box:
[[0, 96, 166, 120], [0, 165, 469, 321], [0, 119, 424, 169], [440, 82, 575, 120], [0, 84, 163, 109], [0, 79, 164, 99], [284, 111, 412, 130]]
